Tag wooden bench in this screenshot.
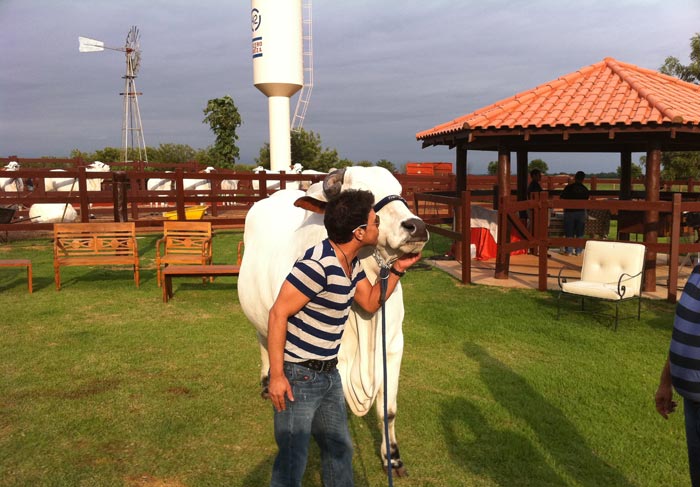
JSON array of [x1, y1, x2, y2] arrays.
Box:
[[162, 265, 240, 302], [156, 221, 213, 287], [53, 222, 139, 290], [0, 259, 32, 293]]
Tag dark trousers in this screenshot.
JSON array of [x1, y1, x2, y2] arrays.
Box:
[[563, 210, 586, 253], [685, 398, 700, 487]]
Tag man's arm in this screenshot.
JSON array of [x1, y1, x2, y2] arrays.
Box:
[[267, 281, 311, 412], [353, 252, 422, 314], [655, 356, 677, 419]]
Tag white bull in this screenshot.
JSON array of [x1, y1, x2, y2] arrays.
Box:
[[28, 203, 77, 223], [45, 161, 110, 192], [183, 166, 216, 191], [251, 163, 303, 191], [238, 166, 428, 474], [0, 161, 24, 192], [147, 172, 175, 207]]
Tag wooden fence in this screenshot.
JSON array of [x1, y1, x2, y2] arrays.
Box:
[[0, 171, 454, 233], [413, 189, 700, 302]]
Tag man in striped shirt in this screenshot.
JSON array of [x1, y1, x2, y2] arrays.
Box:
[[267, 189, 421, 487], [656, 264, 700, 486]]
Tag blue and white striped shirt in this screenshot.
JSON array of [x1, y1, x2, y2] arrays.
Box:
[[284, 239, 366, 362], [670, 265, 700, 402]]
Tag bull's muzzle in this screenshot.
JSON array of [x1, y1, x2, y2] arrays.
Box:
[[402, 218, 428, 241]]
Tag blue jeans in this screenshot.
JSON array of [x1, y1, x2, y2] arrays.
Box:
[[563, 210, 586, 254], [270, 362, 354, 487], [685, 398, 700, 487]]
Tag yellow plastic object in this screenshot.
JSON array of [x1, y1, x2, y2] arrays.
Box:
[[162, 205, 208, 221]]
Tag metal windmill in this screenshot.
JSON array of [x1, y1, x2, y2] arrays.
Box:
[[79, 26, 148, 163]]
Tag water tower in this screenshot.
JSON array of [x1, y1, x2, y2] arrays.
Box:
[[251, 0, 303, 172]]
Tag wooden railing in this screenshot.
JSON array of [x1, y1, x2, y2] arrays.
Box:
[[0, 171, 455, 232], [413, 189, 700, 302]]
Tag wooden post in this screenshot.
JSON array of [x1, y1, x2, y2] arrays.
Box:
[[644, 141, 661, 291], [516, 150, 528, 202], [112, 171, 128, 222], [461, 190, 471, 284], [537, 191, 548, 291], [619, 151, 632, 241], [668, 193, 682, 303], [175, 169, 186, 221], [495, 148, 511, 279], [78, 167, 89, 223], [456, 143, 467, 193]]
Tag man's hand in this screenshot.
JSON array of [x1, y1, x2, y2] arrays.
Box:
[[269, 374, 294, 412], [393, 252, 422, 272], [655, 382, 677, 419]]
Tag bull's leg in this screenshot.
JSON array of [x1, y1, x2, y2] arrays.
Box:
[[258, 332, 271, 399], [376, 384, 407, 477]]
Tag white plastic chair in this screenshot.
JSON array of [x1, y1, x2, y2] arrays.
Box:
[[557, 240, 645, 330]]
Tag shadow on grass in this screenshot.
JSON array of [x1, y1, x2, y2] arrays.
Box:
[[540, 289, 675, 332], [238, 457, 275, 486], [443, 342, 635, 487]]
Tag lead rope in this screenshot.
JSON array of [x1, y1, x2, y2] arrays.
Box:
[[375, 250, 396, 487]]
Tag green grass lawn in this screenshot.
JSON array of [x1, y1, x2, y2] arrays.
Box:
[[0, 230, 687, 486]]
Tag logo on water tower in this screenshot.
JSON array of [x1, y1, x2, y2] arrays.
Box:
[[251, 8, 261, 31], [251, 8, 263, 58]]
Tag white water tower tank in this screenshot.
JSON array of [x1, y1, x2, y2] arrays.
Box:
[[251, 0, 303, 172]]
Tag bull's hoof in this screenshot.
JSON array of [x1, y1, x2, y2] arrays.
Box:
[[260, 377, 270, 400], [382, 465, 408, 478]]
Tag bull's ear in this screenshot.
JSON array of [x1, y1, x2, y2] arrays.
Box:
[[294, 196, 326, 214]]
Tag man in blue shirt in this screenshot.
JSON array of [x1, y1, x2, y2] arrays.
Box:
[[267, 189, 421, 487], [655, 264, 700, 486]]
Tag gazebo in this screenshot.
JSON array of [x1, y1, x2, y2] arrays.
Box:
[[417, 57, 700, 292]]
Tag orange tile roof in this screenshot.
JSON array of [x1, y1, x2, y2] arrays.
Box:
[[416, 57, 700, 141]]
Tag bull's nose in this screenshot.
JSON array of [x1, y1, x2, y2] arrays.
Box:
[[402, 218, 428, 240]]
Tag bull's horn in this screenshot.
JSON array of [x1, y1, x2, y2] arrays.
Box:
[[322, 168, 346, 200]]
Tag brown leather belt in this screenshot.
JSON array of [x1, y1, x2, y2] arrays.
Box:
[[295, 358, 338, 372]]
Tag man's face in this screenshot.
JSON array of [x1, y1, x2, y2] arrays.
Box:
[[358, 209, 380, 246]]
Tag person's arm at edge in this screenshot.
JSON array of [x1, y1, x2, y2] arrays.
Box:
[[655, 356, 677, 419], [267, 281, 311, 412], [353, 252, 422, 314]]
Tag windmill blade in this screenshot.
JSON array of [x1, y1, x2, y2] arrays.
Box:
[[125, 26, 141, 74], [78, 36, 104, 52]]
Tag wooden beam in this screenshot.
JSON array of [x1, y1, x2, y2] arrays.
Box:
[[495, 147, 511, 279], [643, 140, 661, 292]]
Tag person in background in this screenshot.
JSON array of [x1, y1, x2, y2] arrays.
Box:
[[527, 169, 543, 198], [560, 170, 590, 255], [655, 264, 700, 487]]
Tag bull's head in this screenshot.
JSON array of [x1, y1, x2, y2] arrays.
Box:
[[295, 166, 429, 265], [87, 161, 110, 171]]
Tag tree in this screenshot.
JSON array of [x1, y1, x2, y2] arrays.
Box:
[[149, 143, 196, 164], [202, 95, 242, 168], [616, 162, 644, 179], [660, 33, 700, 84], [658, 33, 700, 179], [487, 161, 498, 175], [291, 129, 323, 168], [356, 160, 373, 167], [376, 159, 398, 173], [255, 129, 347, 172], [528, 159, 549, 174], [316, 149, 341, 172]]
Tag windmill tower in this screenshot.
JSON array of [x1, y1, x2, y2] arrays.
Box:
[[291, 0, 313, 132], [79, 26, 148, 163]]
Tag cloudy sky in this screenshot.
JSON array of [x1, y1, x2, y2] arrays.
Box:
[[1, 0, 698, 174]]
